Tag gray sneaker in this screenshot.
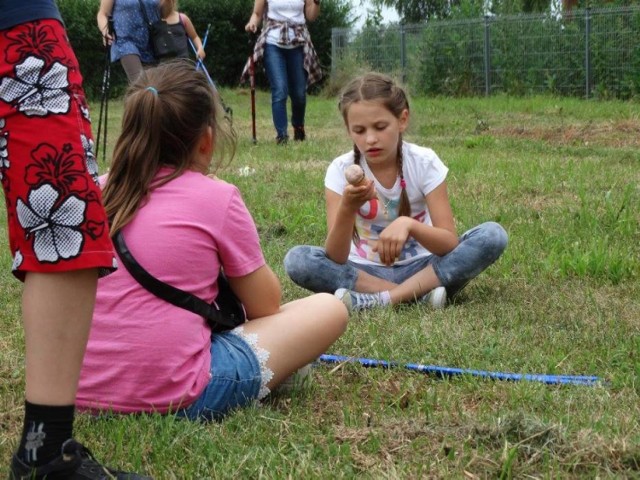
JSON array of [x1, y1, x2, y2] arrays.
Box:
[[421, 286, 447, 309], [335, 288, 384, 312]]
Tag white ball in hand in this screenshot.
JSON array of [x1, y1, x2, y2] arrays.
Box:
[[345, 164, 365, 185]]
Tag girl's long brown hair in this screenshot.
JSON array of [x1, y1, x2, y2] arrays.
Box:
[[101, 59, 236, 235], [338, 72, 412, 243]]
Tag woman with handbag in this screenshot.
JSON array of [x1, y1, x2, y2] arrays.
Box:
[[76, 60, 349, 421], [97, 0, 161, 83]]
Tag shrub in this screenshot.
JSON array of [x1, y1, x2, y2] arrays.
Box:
[[58, 0, 353, 99]]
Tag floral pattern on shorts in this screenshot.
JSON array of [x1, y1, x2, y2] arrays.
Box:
[[0, 19, 115, 278]]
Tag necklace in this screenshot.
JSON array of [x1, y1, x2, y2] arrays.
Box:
[[378, 192, 394, 218]]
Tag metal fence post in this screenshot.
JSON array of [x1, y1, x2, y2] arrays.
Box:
[[400, 24, 407, 84], [483, 15, 491, 96], [585, 8, 591, 99], [331, 28, 338, 77]]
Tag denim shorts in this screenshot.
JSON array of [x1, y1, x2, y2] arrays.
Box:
[[176, 327, 269, 422]]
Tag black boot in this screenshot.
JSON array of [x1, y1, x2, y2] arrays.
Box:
[[293, 125, 306, 141]]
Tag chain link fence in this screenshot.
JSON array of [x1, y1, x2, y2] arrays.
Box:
[[331, 6, 640, 99]]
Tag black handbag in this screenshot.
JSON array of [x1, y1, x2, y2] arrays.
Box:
[[136, 0, 181, 59], [113, 231, 246, 333]]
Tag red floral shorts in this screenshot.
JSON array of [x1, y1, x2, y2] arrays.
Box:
[[0, 19, 116, 280]]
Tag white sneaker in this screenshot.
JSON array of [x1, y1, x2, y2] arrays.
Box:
[[422, 286, 447, 309], [273, 364, 313, 394]]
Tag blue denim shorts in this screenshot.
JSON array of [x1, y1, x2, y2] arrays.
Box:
[[176, 328, 266, 422]]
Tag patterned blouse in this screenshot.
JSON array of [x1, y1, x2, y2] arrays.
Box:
[[110, 0, 161, 64]]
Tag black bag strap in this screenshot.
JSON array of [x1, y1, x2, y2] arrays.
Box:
[[136, 0, 153, 28], [113, 230, 239, 329]]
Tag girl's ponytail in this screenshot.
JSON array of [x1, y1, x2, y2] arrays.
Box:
[[397, 136, 411, 218], [102, 59, 236, 235], [351, 144, 362, 244]]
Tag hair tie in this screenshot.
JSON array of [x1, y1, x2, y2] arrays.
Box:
[[400, 178, 406, 189], [145, 86, 158, 96]]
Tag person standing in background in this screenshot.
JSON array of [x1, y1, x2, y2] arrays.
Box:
[[97, 0, 161, 83], [243, 0, 322, 144], [158, 0, 205, 60], [0, 1, 151, 478]]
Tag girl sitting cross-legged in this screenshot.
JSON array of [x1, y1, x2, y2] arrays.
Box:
[[284, 72, 508, 312]]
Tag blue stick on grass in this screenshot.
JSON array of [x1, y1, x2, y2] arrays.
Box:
[[318, 354, 603, 386]]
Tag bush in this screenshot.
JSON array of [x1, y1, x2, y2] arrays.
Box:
[[58, 0, 353, 99]]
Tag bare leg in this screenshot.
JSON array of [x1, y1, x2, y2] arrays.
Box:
[[241, 293, 348, 387], [353, 269, 397, 292], [388, 265, 440, 305], [353, 264, 440, 305], [22, 270, 98, 405]]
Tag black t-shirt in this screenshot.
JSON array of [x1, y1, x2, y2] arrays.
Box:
[[0, 0, 62, 31]]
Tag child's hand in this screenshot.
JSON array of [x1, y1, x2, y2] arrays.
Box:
[[342, 179, 376, 211], [373, 217, 412, 265], [197, 47, 206, 60]]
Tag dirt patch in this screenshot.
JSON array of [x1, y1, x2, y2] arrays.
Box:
[[493, 119, 640, 148]]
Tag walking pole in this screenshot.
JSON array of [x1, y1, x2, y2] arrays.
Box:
[[96, 17, 113, 165], [318, 354, 603, 387], [249, 34, 257, 145], [195, 23, 211, 72], [188, 36, 233, 119]]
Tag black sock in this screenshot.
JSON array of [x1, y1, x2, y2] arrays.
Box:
[[17, 401, 74, 466]]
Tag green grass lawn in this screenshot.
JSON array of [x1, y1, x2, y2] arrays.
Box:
[[1, 87, 639, 478]]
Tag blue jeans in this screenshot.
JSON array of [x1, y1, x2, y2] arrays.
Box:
[[263, 43, 307, 139], [176, 330, 262, 422], [284, 222, 508, 298]]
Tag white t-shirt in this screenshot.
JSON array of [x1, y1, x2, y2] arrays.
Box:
[[266, 0, 306, 46], [325, 142, 449, 266]]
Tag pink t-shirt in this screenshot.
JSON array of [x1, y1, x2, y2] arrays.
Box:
[[76, 168, 265, 414]]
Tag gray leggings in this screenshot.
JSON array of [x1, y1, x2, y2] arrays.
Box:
[[119, 54, 153, 84], [284, 222, 508, 297]]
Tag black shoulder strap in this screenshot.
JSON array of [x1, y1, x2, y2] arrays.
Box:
[[113, 231, 238, 329], [136, 0, 152, 27]]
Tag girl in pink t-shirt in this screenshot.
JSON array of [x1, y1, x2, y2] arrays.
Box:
[[77, 60, 348, 420]]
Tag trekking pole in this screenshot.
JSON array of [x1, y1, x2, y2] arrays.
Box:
[[248, 33, 257, 145], [188, 37, 233, 119], [195, 23, 211, 72], [317, 354, 603, 386], [96, 16, 113, 165]]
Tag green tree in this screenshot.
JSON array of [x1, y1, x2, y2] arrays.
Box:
[[57, 0, 353, 97], [370, 0, 590, 23], [371, 0, 460, 23]]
